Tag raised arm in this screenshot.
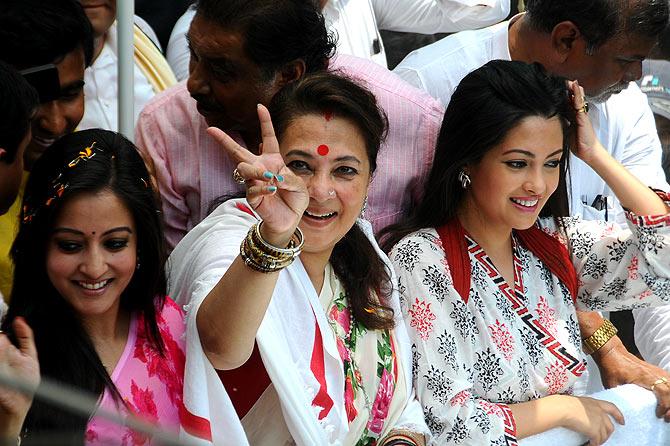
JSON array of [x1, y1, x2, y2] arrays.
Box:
[[195, 105, 309, 370], [570, 80, 669, 216]]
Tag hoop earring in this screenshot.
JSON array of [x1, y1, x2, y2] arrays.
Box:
[[458, 170, 471, 189]]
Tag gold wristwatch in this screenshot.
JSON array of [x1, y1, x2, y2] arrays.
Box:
[[582, 318, 618, 355]]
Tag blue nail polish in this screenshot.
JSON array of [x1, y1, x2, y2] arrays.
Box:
[[276, 175, 284, 182], [268, 186, 277, 192], [263, 171, 274, 179]]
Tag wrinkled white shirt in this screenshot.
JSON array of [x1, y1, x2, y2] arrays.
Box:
[[79, 17, 160, 132]]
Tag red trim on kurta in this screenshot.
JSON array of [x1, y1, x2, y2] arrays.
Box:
[[436, 220, 471, 303], [235, 202, 256, 218], [179, 402, 213, 441], [516, 226, 577, 303], [310, 311, 334, 419], [436, 219, 577, 304]]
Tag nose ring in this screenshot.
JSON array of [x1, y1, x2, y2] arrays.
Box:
[[328, 190, 336, 197]]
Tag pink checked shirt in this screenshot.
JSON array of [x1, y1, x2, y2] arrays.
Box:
[[136, 54, 444, 249]]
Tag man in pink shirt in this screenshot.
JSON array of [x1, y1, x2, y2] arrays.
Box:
[[135, 0, 444, 249]]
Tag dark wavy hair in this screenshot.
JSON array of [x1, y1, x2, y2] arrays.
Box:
[[526, 0, 668, 54], [0, 0, 94, 69], [3, 129, 168, 442], [381, 60, 576, 251], [268, 71, 394, 329], [195, 0, 336, 78], [0, 60, 38, 163]]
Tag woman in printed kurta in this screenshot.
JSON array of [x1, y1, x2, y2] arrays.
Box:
[[0, 129, 186, 444], [170, 73, 429, 445], [383, 60, 670, 445]]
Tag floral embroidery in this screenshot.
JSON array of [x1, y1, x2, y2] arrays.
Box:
[[86, 298, 185, 446], [535, 297, 557, 337], [544, 361, 568, 395], [488, 319, 515, 362], [408, 298, 436, 340], [628, 256, 639, 280], [450, 389, 471, 407], [326, 291, 397, 446]]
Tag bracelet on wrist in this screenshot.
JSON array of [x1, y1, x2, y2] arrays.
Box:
[[582, 318, 618, 355], [380, 429, 423, 446], [382, 438, 416, 446], [239, 221, 304, 273]]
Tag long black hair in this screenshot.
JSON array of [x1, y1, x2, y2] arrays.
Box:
[[3, 129, 168, 442], [268, 71, 395, 330], [381, 60, 575, 251]]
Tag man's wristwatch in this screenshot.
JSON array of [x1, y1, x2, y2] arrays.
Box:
[[582, 318, 618, 355]]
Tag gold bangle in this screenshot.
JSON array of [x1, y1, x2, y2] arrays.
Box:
[[380, 429, 425, 446], [239, 222, 304, 273], [254, 221, 304, 256], [582, 318, 618, 355]]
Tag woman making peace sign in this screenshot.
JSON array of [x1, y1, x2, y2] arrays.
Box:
[[169, 72, 428, 445]]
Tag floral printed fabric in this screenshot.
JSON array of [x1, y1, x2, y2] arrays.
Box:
[[390, 206, 670, 445], [320, 264, 406, 446], [86, 297, 186, 445]]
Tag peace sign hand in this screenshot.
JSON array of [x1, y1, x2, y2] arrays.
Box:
[[207, 104, 309, 247]]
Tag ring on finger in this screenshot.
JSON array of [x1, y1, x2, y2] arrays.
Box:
[[651, 377, 669, 392], [576, 102, 589, 114], [232, 168, 246, 184]]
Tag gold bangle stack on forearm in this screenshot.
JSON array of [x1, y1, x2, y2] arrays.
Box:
[[240, 221, 304, 273], [582, 318, 618, 355]]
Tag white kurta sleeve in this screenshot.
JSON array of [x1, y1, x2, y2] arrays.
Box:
[[390, 232, 518, 445], [541, 199, 670, 312], [372, 0, 510, 34], [633, 306, 670, 371]]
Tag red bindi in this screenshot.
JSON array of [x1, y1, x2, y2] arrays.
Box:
[[317, 144, 329, 156], [323, 110, 333, 121]]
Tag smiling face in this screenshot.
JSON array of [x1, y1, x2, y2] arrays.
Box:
[[46, 190, 137, 322], [280, 113, 371, 259], [186, 14, 281, 133], [460, 116, 564, 236], [26, 48, 86, 171]]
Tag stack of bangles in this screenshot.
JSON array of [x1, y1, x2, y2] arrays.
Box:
[[240, 220, 304, 273], [381, 429, 424, 446]]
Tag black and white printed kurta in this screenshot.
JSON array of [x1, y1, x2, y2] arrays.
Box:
[[389, 209, 670, 445]]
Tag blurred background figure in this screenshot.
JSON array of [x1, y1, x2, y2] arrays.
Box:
[[76, 0, 177, 131]]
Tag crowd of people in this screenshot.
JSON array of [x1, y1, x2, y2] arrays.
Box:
[[0, 0, 670, 445]]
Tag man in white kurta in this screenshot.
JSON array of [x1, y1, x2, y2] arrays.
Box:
[[79, 18, 159, 131], [393, 5, 670, 392]]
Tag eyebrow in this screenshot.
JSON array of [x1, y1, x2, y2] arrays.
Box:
[[60, 79, 85, 94], [285, 149, 362, 164], [501, 148, 563, 158], [52, 226, 133, 236]]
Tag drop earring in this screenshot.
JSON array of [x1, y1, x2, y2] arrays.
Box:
[[458, 170, 471, 189], [360, 196, 368, 219]]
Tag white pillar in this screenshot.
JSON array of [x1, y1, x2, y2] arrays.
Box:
[[117, 0, 135, 142]]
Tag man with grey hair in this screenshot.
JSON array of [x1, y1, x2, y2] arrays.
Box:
[[394, 0, 670, 422]]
